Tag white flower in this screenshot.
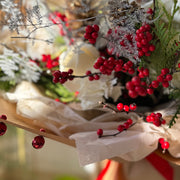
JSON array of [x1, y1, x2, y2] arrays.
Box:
[[59, 42, 122, 110], [60, 42, 99, 76]]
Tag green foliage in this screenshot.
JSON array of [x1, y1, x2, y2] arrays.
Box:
[[37, 75, 77, 103], [169, 105, 180, 128], [169, 89, 180, 100], [0, 80, 14, 91], [147, 0, 180, 75]]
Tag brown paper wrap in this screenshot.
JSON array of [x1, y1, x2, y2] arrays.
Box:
[[1, 96, 180, 166], [0, 97, 75, 147]]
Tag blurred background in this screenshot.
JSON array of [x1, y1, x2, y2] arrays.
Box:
[[0, 124, 99, 180]]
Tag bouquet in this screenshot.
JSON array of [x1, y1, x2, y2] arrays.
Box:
[[0, 0, 180, 172]]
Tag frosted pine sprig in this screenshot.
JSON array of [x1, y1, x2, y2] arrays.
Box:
[[0, 48, 42, 83]]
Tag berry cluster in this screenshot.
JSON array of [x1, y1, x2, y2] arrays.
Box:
[[42, 54, 59, 69], [155, 68, 172, 88], [97, 118, 134, 138], [146, 112, 166, 127], [84, 25, 99, 44], [49, 11, 68, 36], [117, 118, 133, 132], [135, 24, 155, 57], [126, 75, 148, 98], [52, 69, 74, 84], [85, 71, 100, 81], [126, 67, 173, 98], [117, 103, 137, 112], [93, 56, 135, 76], [159, 138, 170, 151]]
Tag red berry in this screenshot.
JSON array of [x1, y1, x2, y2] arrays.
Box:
[[32, 136, 45, 149], [89, 76, 94, 81], [128, 68, 135, 75], [117, 103, 124, 111], [53, 70, 61, 78], [165, 74, 172, 81], [123, 105, 129, 112], [117, 125, 125, 132], [146, 32, 153, 41], [97, 129, 103, 136], [139, 26, 145, 32], [143, 68, 149, 77], [0, 122, 7, 136], [84, 33, 91, 39], [153, 119, 161, 126], [89, 38, 96, 44], [129, 103, 137, 111], [91, 32, 98, 39], [126, 118, 133, 125], [145, 52, 151, 56], [144, 24, 151, 31], [138, 71, 145, 78], [161, 119, 166, 124], [178, 63, 180, 68], [40, 128, 46, 132], [59, 78, 67, 84], [141, 81, 147, 86], [94, 74, 100, 80], [85, 25, 93, 33], [93, 24, 99, 32], [147, 8, 153, 14], [161, 68, 169, 75], [157, 75, 163, 82], [138, 50, 144, 57], [86, 70, 91, 75], [126, 81, 135, 90], [132, 76, 141, 86], [146, 115, 152, 122], [162, 81, 169, 88], [149, 44, 155, 51], [68, 69, 73, 74], [123, 122, 130, 129], [139, 33, 145, 39], [147, 88, 154, 95], [138, 87, 147, 96], [0, 114, 7, 120], [135, 35, 142, 42], [159, 138, 164, 144], [151, 80, 159, 88], [156, 113, 162, 118], [161, 141, 170, 149], [142, 47, 149, 53], [53, 77, 59, 83], [128, 90, 138, 98], [141, 39, 148, 45]]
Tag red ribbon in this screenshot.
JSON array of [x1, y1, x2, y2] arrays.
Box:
[[96, 160, 111, 180], [146, 153, 174, 180], [97, 153, 173, 180]]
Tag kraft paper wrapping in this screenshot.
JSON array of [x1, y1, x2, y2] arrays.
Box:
[[1, 81, 180, 166]]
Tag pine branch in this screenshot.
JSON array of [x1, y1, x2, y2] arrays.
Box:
[[169, 105, 180, 128]]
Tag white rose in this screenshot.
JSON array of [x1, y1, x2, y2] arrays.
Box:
[[59, 42, 122, 110]]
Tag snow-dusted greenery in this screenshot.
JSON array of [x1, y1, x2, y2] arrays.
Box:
[[0, 48, 42, 83]]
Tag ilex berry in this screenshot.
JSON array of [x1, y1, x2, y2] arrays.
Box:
[[0, 122, 7, 136], [32, 136, 45, 149], [0, 114, 7, 120], [159, 138, 170, 152], [97, 129, 103, 137]]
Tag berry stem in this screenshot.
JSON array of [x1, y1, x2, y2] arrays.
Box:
[[98, 123, 136, 138]]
